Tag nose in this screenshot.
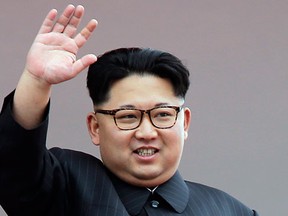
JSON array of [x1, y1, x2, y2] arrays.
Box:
[[134, 113, 158, 140]]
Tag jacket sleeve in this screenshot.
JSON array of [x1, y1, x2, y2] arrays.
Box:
[[0, 92, 68, 215]]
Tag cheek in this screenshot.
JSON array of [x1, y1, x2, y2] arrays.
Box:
[[161, 130, 184, 174], [167, 126, 185, 157], [170, 122, 186, 142], [98, 130, 135, 171], [163, 127, 185, 152], [98, 128, 133, 153]]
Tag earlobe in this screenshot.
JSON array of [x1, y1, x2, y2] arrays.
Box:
[[86, 112, 100, 146]]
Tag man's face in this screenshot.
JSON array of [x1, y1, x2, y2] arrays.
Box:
[[87, 74, 191, 187]]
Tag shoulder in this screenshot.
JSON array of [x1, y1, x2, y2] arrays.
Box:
[[184, 181, 256, 215], [185, 180, 242, 202], [48, 147, 111, 186], [48, 147, 105, 171], [185, 181, 228, 195]]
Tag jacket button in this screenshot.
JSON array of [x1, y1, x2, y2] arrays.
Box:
[[151, 200, 159, 208]]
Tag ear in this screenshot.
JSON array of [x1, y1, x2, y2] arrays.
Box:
[[183, 107, 191, 140], [86, 112, 100, 146]]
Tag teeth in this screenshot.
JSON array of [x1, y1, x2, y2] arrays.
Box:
[[137, 149, 156, 156]]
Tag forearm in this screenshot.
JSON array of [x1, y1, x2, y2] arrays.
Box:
[[13, 69, 51, 129]]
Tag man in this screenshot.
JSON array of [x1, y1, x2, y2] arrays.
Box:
[[0, 4, 258, 216]]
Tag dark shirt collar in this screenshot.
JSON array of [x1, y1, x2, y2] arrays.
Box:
[[107, 169, 189, 215], [156, 171, 189, 213], [106, 168, 150, 215]]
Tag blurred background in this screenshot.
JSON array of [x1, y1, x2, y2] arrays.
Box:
[[1, 1, 287, 215]]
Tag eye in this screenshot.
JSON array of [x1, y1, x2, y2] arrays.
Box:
[[152, 108, 175, 120], [156, 111, 173, 117], [117, 114, 137, 119], [115, 110, 140, 123]]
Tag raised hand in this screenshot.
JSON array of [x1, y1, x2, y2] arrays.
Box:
[[13, 5, 98, 129], [25, 4, 97, 85]]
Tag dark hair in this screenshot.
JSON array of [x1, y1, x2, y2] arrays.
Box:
[[87, 47, 190, 106]]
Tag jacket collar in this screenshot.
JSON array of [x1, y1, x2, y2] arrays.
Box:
[[107, 169, 189, 215], [156, 171, 189, 213]]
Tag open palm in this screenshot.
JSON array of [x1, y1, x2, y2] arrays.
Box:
[[25, 5, 97, 85]]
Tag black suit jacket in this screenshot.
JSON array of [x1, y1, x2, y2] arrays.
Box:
[[0, 93, 259, 215]]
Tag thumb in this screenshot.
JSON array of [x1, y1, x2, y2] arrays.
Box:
[[72, 54, 97, 76]]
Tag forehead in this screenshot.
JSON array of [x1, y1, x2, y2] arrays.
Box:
[[104, 75, 182, 108]]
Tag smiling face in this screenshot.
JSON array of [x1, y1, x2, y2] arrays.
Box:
[[87, 74, 191, 187]]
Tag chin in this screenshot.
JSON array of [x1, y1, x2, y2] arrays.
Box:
[[129, 170, 172, 187]]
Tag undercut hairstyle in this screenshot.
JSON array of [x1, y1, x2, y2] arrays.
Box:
[[87, 47, 190, 106]]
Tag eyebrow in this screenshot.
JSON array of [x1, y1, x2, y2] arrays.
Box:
[[119, 103, 170, 109]]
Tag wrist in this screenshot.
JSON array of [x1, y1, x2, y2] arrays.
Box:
[[22, 68, 52, 90]]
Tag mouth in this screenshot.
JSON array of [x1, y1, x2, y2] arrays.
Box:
[[134, 148, 158, 157]]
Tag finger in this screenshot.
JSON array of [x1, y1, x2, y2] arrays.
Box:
[[72, 54, 97, 76], [38, 9, 58, 34], [52, 4, 76, 33], [74, 19, 98, 49], [62, 5, 85, 37]]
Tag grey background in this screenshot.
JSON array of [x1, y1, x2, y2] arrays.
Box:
[[0, 1, 287, 215]]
